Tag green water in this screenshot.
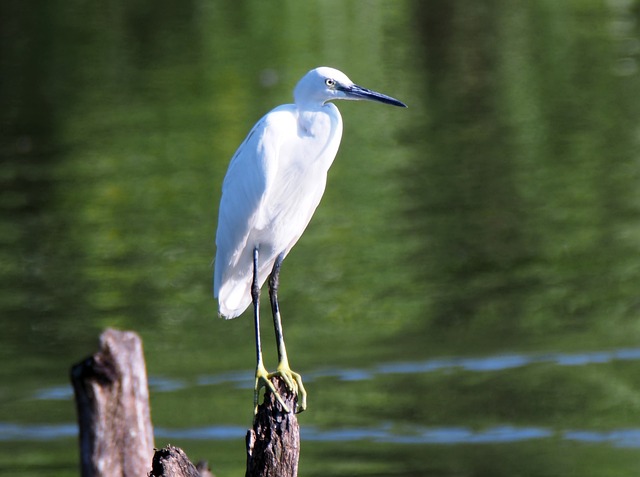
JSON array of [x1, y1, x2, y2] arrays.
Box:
[[2, 1, 640, 475]]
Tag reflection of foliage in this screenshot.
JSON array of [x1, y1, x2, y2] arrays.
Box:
[[407, 0, 640, 347], [3, 1, 640, 476]]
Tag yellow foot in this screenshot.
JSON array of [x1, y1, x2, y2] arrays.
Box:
[[254, 363, 291, 414], [253, 362, 307, 414], [269, 361, 307, 413]]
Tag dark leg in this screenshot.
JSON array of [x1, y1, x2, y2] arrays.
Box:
[[252, 247, 263, 371], [268, 253, 285, 362], [268, 253, 307, 412], [252, 247, 289, 413]]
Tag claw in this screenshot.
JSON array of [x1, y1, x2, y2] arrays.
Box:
[[254, 362, 307, 414], [269, 362, 307, 413], [254, 363, 290, 414]]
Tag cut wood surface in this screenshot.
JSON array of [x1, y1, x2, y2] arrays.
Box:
[[70, 328, 154, 477]]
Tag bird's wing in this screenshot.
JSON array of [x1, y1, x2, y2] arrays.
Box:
[[214, 107, 292, 316], [215, 118, 271, 278]]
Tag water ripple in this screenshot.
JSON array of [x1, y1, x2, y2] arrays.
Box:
[[4, 421, 640, 447], [32, 347, 640, 400]]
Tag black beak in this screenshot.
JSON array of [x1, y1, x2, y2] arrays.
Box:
[[341, 84, 407, 107]]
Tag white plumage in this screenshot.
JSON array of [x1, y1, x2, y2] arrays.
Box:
[[214, 96, 343, 318], [212, 66, 405, 412]]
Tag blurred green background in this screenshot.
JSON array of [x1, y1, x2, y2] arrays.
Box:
[[2, 0, 640, 475]]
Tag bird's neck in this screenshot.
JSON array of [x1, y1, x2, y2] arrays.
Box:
[[297, 103, 340, 136]]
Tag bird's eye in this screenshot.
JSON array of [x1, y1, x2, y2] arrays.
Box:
[[325, 78, 335, 88]]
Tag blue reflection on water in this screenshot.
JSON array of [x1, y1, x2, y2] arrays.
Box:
[[335, 347, 640, 382], [147, 376, 188, 392], [563, 429, 640, 448], [33, 385, 74, 400], [193, 347, 640, 389], [155, 425, 246, 440], [5, 421, 640, 448], [32, 347, 640, 400], [196, 370, 253, 387], [0, 422, 77, 441], [18, 350, 640, 447], [302, 425, 552, 445]]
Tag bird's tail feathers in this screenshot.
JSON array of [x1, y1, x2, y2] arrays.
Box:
[[216, 279, 252, 319]]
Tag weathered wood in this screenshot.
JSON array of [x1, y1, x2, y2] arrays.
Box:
[[149, 445, 212, 477], [70, 328, 154, 477], [70, 329, 299, 477], [245, 377, 300, 477]]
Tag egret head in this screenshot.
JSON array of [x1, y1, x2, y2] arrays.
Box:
[[294, 67, 407, 109]]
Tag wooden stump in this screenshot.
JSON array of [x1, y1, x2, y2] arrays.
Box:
[[70, 328, 154, 477], [148, 377, 300, 477], [149, 446, 215, 477], [245, 377, 300, 477], [70, 329, 300, 477]]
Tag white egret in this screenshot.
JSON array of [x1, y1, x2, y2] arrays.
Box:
[[214, 66, 406, 413]]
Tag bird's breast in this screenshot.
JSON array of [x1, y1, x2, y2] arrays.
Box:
[[253, 107, 343, 249]]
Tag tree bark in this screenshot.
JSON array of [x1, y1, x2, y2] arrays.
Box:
[[70, 328, 154, 477], [149, 446, 216, 477], [245, 377, 300, 477], [70, 329, 300, 477]]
